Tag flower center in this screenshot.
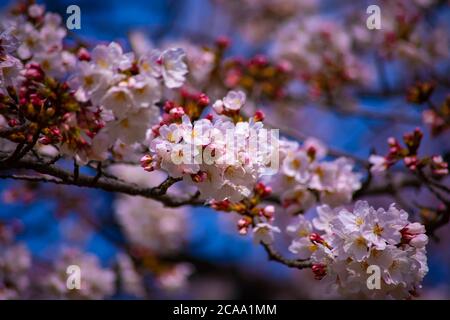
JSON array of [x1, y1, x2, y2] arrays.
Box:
[[373, 223, 384, 236]]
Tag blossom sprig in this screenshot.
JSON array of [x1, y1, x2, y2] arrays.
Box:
[[0, 57, 104, 160], [38, 247, 116, 299], [406, 82, 435, 105], [272, 17, 369, 102], [407, 82, 450, 137], [351, 0, 449, 68], [266, 137, 362, 214], [286, 201, 429, 299], [422, 96, 450, 137], [222, 54, 292, 101], [214, 0, 318, 43], [211, 181, 275, 236], [178, 89, 210, 121], [369, 127, 448, 176], [141, 90, 278, 202], [3, 2, 76, 78]]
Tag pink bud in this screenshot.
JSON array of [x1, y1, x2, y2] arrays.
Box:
[[197, 93, 210, 107], [309, 233, 325, 245], [250, 55, 268, 67], [169, 107, 185, 118], [164, 101, 176, 112], [140, 155, 154, 172], [431, 155, 448, 176], [216, 36, 230, 49], [312, 263, 327, 280], [30, 93, 43, 107], [7, 119, 19, 127], [211, 199, 231, 211], [401, 223, 428, 248], [191, 171, 208, 183], [405, 222, 426, 234], [254, 110, 265, 122], [410, 234, 428, 248], [77, 48, 91, 61], [237, 218, 249, 228], [262, 205, 275, 220], [24, 63, 44, 81], [39, 136, 52, 145], [403, 156, 418, 170]]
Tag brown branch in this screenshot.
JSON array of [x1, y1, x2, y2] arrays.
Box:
[[0, 124, 28, 138], [260, 241, 312, 270], [0, 126, 41, 165], [331, 107, 421, 124], [0, 157, 204, 208], [354, 176, 422, 199], [152, 177, 183, 196]]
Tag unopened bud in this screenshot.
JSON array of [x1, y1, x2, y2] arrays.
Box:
[[253, 110, 265, 122], [312, 263, 327, 280], [197, 93, 210, 107]]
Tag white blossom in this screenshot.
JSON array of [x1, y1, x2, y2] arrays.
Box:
[[253, 222, 280, 244], [222, 90, 246, 111], [266, 138, 361, 212], [288, 201, 429, 299], [116, 253, 145, 298], [147, 95, 278, 202], [40, 248, 115, 299], [0, 244, 32, 299]]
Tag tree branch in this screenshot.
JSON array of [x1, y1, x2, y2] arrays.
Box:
[[0, 157, 204, 208], [260, 241, 312, 269]]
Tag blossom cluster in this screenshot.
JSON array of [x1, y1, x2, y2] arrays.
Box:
[[112, 166, 189, 254], [143, 90, 279, 202], [0, 242, 31, 299], [353, 0, 449, 67], [164, 40, 215, 87], [266, 138, 362, 214], [286, 201, 428, 299], [0, 217, 189, 300], [211, 181, 276, 236], [271, 17, 370, 99], [1, 0, 446, 300], [1, 3, 76, 79], [0, 220, 116, 300], [129, 32, 216, 88], [215, 0, 318, 43], [222, 54, 292, 101], [38, 247, 116, 299], [369, 128, 448, 176], [68, 42, 188, 162], [407, 82, 450, 137], [0, 4, 104, 162]]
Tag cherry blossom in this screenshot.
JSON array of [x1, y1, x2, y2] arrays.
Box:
[[39, 248, 116, 299], [286, 201, 429, 299], [266, 138, 361, 213], [145, 92, 279, 202], [0, 0, 448, 301], [0, 243, 31, 299]]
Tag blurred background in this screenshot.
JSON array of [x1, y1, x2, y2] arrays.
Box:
[[1, 0, 449, 299]]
